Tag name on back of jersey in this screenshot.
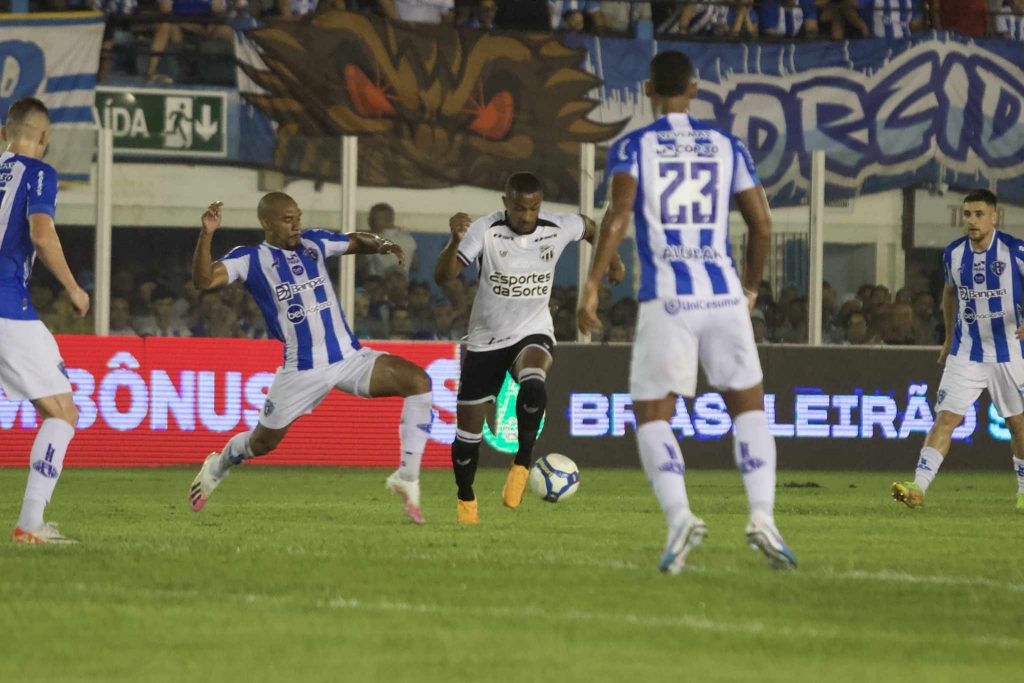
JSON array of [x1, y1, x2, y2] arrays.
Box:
[[663, 244, 726, 262], [655, 130, 719, 158], [487, 270, 552, 298]]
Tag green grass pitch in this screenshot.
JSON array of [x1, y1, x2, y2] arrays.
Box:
[[1, 467, 1022, 682]]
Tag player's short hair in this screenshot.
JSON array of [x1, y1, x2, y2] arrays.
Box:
[[257, 192, 296, 220], [962, 189, 997, 207], [505, 172, 543, 196], [4, 97, 50, 136], [649, 51, 694, 97]]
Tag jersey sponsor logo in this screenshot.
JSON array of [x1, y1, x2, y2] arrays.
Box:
[[487, 271, 552, 298], [957, 286, 1006, 300], [974, 273, 985, 284], [959, 307, 1004, 324], [274, 275, 329, 301], [654, 131, 719, 158], [991, 260, 1006, 276], [36, 170, 44, 196], [286, 300, 333, 323], [664, 296, 743, 315], [662, 245, 725, 262]]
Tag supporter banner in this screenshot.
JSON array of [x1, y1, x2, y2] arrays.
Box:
[[0, 337, 460, 468], [0, 337, 1014, 470], [234, 10, 625, 201], [237, 14, 1024, 206], [581, 31, 1024, 207], [0, 12, 103, 182]]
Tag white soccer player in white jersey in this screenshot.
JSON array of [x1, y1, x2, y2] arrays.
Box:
[[578, 50, 795, 572], [187, 193, 434, 524], [1, 98, 90, 544], [893, 189, 1024, 511], [435, 172, 624, 524]]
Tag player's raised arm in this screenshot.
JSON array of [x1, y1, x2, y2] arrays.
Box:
[[735, 186, 772, 312], [193, 201, 230, 290], [343, 232, 406, 267], [578, 173, 637, 334], [29, 213, 89, 317], [434, 212, 471, 284]]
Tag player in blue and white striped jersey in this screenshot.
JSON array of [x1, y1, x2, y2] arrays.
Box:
[[579, 50, 795, 572], [2, 98, 91, 545], [187, 194, 434, 524], [893, 190, 1024, 511]]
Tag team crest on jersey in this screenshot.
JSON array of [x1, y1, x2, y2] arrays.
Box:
[[991, 260, 1006, 276], [540, 246, 554, 262]]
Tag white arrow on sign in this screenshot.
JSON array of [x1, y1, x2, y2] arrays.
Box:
[[194, 104, 219, 142]]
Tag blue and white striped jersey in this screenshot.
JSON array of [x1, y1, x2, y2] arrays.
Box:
[[861, 0, 921, 39], [944, 231, 1024, 364], [219, 229, 361, 370], [0, 152, 58, 321], [606, 113, 759, 302]]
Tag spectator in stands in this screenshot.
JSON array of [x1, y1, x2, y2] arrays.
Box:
[[357, 203, 418, 280], [238, 296, 268, 339], [821, 281, 839, 341], [495, 0, 551, 29], [882, 302, 916, 345], [657, 1, 728, 35], [29, 284, 55, 318], [379, 0, 454, 23], [605, 325, 630, 342], [829, 297, 862, 343], [609, 297, 637, 330], [466, 0, 498, 28], [388, 305, 417, 339], [278, 0, 320, 20], [843, 311, 878, 345], [859, 0, 923, 38], [148, 0, 233, 83], [600, 0, 649, 33], [727, 0, 760, 38], [553, 307, 576, 341], [353, 288, 389, 339], [930, 0, 989, 37], [429, 297, 466, 340], [135, 284, 191, 337], [776, 296, 809, 343], [383, 265, 411, 311], [855, 281, 874, 304], [190, 289, 223, 337], [550, 0, 608, 31], [997, 0, 1024, 40], [911, 290, 940, 345], [816, 0, 869, 39], [759, 0, 819, 38], [109, 296, 138, 336], [407, 280, 433, 331]]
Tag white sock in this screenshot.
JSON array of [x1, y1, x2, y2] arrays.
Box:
[[17, 418, 75, 531], [914, 446, 944, 492], [1013, 456, 1024, 494], [636, 421, 689, 523], [215, 430, 254, 477], [397, 391, 433, 481], [733, 411, 777, 524]]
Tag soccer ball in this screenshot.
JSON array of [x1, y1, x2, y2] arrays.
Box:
[[529, 453, 580, 503]]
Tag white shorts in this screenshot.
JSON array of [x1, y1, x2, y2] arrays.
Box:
[[936, 354, 1024, 417], [0, 318, 72, 401], [259, 347, 386, 429], [630, 297, 763, 401]]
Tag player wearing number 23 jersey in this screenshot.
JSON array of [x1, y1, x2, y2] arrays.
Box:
[[579, 51, 794, 573]]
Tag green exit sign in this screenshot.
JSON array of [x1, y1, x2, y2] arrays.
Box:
[[96, 86, 227, 158]]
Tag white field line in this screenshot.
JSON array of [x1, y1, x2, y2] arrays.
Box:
[[830, 569, 1024, 593]]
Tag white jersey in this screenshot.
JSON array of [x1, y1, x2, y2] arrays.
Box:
[[944, 231, 1024, 364], [606, 113, 759, 302], [219, 229, 361, 371], [457, 209, 585, 352]]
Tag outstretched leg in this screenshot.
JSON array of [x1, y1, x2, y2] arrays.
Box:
[[504, 345, 553, 509], [189, 422, 288, 512]]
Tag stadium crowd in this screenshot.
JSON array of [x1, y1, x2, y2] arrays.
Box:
[[1, 2, 1021, 84]]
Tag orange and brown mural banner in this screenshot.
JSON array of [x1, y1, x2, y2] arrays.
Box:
[[237, 11, 626, 202]]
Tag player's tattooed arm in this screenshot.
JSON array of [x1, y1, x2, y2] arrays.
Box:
[[580, 215, 625, 285], [193, 201, 229, 290], [345, 232, 406, 267], [435, 212, 471, 284]]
